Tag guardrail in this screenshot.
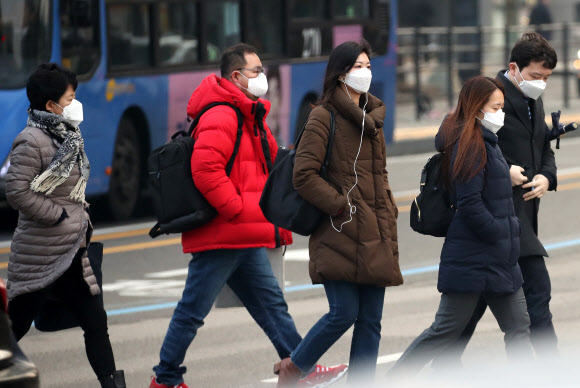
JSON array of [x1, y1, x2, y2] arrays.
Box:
[[397, 23, 580, 119]]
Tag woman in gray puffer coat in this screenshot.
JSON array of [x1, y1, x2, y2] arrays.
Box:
[[5, 64, 125, 388]]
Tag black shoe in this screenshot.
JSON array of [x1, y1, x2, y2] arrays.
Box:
[[99, 370, 126, 388]]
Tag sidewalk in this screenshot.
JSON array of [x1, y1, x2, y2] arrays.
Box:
[[390, 86, 580, 156]]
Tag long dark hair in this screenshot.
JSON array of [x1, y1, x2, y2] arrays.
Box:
[[440, 76, 505, 186], [317, 40, 371, 105]]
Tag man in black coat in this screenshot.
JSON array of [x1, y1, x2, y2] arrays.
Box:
[[434, 33, 559, 365]]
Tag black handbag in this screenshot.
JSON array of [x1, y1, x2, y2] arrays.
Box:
[[410, 153, 456, 237], [259, 110, 335, 236], [34, 242, 104, 332]]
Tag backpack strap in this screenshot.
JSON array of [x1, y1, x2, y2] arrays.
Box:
[[322, 110, 336, 173], [187, 102, 243, 176], [291, 108, 335, 179]]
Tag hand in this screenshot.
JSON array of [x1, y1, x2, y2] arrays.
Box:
[[548, 110, 577, 141], [551, 110, 563, 132], [522, 174, 549, 201], [509, 165, 528, 187]]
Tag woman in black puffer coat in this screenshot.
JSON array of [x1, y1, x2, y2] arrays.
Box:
[[388, 76, 533, 376]]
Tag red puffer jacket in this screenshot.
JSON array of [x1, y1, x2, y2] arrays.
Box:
[[182, 74, 292, 253]]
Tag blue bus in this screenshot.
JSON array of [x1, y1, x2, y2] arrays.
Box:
[[0, 0, 397, 220]]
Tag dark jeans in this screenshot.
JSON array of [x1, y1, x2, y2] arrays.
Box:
[[291, 281, 386, 384], [434, 255, 557, 366], [388, 289, 532, 376], [153, 248, 302, 386], [8, 251, 116, 379]]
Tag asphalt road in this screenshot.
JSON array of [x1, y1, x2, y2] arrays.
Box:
[[0, 136, 579, 388]]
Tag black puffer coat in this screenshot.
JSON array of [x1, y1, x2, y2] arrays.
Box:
[[436, 124, 523, 294]]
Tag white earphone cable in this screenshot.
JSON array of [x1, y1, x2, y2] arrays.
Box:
[[331, 85, 368, 233]]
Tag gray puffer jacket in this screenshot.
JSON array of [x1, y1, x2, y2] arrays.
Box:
[[5, 125, 99, 299]]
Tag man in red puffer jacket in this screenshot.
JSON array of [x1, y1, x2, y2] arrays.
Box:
[[150, 44, 324, 388]]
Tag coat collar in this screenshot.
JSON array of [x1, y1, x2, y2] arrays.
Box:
[[326, 86, 385, 136], [219, 77, 271, 123], [480, 124, 498, 144], [496, 70, 534, 134]]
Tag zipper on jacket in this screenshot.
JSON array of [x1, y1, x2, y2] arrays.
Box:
[[414, 198, 421, 221], [274, 226, 281, 248]]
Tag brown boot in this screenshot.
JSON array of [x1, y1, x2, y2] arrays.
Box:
[[275, 357, 302, 388]]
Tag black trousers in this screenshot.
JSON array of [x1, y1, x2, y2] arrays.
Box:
[[8, 250, 116, 379], [433, 255, 557, 366]]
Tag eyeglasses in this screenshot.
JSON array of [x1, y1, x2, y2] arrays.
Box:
[[237, 67, 265, 75]]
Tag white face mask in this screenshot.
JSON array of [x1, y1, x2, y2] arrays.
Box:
[[343, 68, 372, 94], [235, 71, 268, 98], [514, 65, 546, 100], [55, 99, 83, 126], [478, 109, 505, 134]]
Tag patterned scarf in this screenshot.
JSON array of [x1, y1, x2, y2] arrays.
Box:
[[27, 109, 90, 203]]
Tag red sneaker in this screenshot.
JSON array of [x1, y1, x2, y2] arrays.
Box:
[[297, 364, 348, 388], [149, 376, 190, 388]]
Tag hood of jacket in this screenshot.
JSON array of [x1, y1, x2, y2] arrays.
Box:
[[326, 86, 385, 137], [187, 73, 271, 124]]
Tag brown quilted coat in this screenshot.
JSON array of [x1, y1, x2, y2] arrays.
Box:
[[5, 125, 99, 299], [293, 88, 403, 287]]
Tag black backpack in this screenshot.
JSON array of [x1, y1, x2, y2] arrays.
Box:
[[148, 102, 243, 238], [259, 110, 335, 236], [410, 153, 456, 237]]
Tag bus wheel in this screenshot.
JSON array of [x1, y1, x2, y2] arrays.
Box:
[[108, 116, 141, 220]]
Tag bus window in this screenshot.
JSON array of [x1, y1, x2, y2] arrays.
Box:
[[245, 0, 284, 58], [0, 0, 51, 89], [61, 0, 100, 77], [291, 0, 325, 19], [332, 0, 370, 19], [206, 1, 240, 62], [107, 3, 151, 69], [158, 2, 198, 66]]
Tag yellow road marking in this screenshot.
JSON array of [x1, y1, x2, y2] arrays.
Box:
[[560, 172, 580, 181], [102, 238, 181, 255], [398, 205, 412, 213], [96, 228, 151, 241], [558, 181, 580, 191], [0, 262, 7, 269], [1, 178, 579, 259]]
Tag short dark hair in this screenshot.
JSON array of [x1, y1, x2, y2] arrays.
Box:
[[319, 40, 372, 105], [26, 63, 78, 111], [220, 43, 258, 78], [509, 32, 557, 70]]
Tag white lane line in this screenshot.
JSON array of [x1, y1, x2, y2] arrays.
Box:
[[145, 268, 188, 278], [377, 352, 403, 365], [260, 352, 402, 383], [284, 248, 309, 262]]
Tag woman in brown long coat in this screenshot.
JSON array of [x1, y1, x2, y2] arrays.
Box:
[[275, 40, 403, 387]]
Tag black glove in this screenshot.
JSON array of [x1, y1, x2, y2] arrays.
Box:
[[546, 110, 577, 149]]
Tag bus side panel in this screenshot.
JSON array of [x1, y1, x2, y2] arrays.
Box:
[[289, 62, 326, 144], [383, 0, 398, 144], [167, 70, 215, 141], [78, 75, 169, 196]]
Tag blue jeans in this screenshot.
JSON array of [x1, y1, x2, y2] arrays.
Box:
[[291, 281, 385, 384], [153, 248, 302, 385]]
